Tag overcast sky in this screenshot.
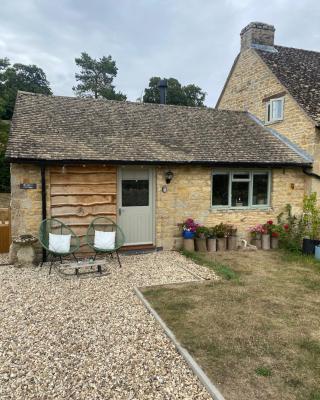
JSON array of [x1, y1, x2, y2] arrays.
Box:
[[1, 0, 319, 106]]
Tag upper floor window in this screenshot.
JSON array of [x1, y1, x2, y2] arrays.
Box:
[[266, 97, 284, 123]]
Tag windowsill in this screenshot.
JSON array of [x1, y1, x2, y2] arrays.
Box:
[[210, 206, 272, 213], [264, 119, 283, 126]]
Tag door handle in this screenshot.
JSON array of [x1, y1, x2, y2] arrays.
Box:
[[119, 208, 122, 216]]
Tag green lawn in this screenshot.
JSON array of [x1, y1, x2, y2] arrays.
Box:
[[142, 250, 320, 400]]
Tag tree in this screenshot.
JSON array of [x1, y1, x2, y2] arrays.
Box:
[[0, 59, 52, 119], [73, 52, 126, 101], [0, 120, 10, 192], [143, 77, 206, 107]]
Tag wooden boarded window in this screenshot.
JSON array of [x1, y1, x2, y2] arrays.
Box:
[[49, 165, 117, 254]]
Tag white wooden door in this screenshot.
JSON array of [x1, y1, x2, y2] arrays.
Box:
[[118, 167, 154, 245]]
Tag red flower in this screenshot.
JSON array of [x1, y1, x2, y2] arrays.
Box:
[[284, 224, 289, 230], [267, 220, 273, 225], [272, 232, 279, 238]]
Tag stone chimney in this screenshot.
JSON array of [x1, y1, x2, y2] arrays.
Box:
[[240, 22, 275, 52]]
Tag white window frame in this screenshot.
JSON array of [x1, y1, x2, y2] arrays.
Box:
[[211, 170, 271, 209], [265, 97, 284, 124]]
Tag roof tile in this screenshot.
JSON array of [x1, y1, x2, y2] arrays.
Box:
[[6, 92, 311, 166], [256, 45, 320, 125]]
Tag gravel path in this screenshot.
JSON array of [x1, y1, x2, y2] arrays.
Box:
[[0, 253, 9, 265], [0, 251, 217, 400]]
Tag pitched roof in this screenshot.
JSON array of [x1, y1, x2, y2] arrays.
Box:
[[6, 91, 312, 166], [256, 45, 320, 126]]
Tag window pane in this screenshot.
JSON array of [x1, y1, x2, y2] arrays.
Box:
[[267, 103, 271, 122], [212, 174, 229, 206], [232, 181, 249, 207], [232, 173, 250, 180], [122, 180, 149, 207], [252, 174, 269, 205], [272, 99, 283, 120]]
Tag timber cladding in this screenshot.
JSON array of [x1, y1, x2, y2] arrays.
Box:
[[49, 165, 117, 253]]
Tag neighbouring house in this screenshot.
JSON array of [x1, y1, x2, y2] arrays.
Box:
[[6, 91, 312, 258], [217, 21, 320, 195]]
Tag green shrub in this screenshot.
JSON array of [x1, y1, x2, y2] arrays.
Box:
[[214, 223, 229, 238], [0, 120, 10, 193], [277, 204, 305, 252], [277, 194, 320, 252], [195, 225, 209, 238], [303, 192, 320, 240]]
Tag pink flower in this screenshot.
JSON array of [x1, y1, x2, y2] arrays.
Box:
[[248, 224, 265, 233]]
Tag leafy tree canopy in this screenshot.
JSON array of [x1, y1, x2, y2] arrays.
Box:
[[73, 52, 126, 101], [0, 58, 52, 119], [0, 120, 10, 192], [143, 77, 206, 107]]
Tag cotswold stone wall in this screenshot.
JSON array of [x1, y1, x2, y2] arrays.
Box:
[[10, 164, 50, 259], [155, 165, 306, 250], [217, 48, 319, 195], [11, 163, 307, 253]]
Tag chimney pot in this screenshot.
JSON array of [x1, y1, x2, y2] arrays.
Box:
[[240, 22, 275, 52]]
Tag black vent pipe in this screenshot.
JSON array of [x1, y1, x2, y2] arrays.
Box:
[[158, 79, 167, 104], [40, 163, 47, 262]]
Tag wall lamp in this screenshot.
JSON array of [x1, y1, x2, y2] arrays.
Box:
[[165, 170, 174, 184]]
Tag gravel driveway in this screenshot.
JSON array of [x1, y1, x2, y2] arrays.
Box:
[[0, 251, 216, 400]]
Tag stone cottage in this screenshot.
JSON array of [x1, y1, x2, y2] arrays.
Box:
[[217, 21, 320, 194], [6, 91, 312, 258]]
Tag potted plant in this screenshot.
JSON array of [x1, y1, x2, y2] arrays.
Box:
[[261, 220, 272, 250], [195, 226, 208, 252], [182, 218, 199, 252], [226, 224, 237, 250], [215, 223, 228, 251], [248, 224, 264, 249], [207, 227, 217, 252], [302, 193, 320, 255], [271, 231, 280, 249], [269, 223, 283, 249]]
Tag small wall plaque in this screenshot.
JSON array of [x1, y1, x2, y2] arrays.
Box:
[[162, 185, 168, 193], [20, 183, 37, 190]]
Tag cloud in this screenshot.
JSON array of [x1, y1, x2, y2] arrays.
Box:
[[1, 0, 319, 106]]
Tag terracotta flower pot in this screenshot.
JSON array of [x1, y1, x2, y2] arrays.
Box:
[[183, 238, 195, 252], [217, 237, 227, 251], [262, 234, 270, 250], [195, 238, 207, 252], [227, 235, 237, 251], [271, 237, 279, 249], [207, 238, 217, 252]]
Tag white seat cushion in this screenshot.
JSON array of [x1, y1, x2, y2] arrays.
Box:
[[94, 230, 116, 250], [49, 233, 71, 254]]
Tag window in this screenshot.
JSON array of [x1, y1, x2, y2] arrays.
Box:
[[266, 97, 284, 123], [212, 174, 229, 206], [212, 171, 270, 208], [122, 179, 149, 207]]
